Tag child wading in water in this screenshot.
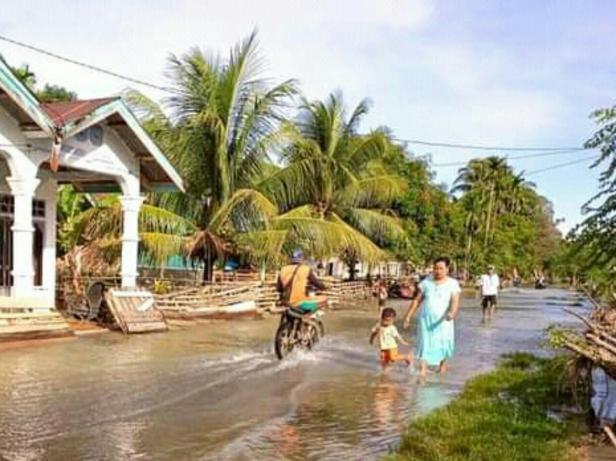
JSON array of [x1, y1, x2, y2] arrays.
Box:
[[370, 307, 414, 370]]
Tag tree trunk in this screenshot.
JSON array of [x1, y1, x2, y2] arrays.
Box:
[[484, 181, 495, 248], [452, 259, 459, 279], [464, 226, 473, 279], [202, 249, 214, 284], [347, 258, 357, 281]]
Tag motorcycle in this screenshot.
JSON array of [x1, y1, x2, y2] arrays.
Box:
[[534, 278, 547, 290], [387, 282, 413, 299], [513, 277, 522, 288], [274, 306, 325, 360]]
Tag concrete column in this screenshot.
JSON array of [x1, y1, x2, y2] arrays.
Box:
[[6, 176, 40, 297], [39, 179, 57, 300], [120, 195, 144, 289]]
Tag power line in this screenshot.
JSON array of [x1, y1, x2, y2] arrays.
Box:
[[432, 148, 588, 167], [0, 34, 178, 94], [526, 155, 599, 176], [0, 34, 593, 156], [394, 137, 587, 152]]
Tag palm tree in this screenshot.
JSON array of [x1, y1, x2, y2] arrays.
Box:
[[500, 172, 537, 215], [453, 156, 511, 246], [61, 194, 195, 279], [128, 31, 297, 281], [259, 92, 406, 278], [11, 64, 37, 89], [452, 157, 541, 276], [453, 156, 517, 275]]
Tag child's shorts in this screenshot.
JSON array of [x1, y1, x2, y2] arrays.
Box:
[[380, 348, 400, 365]]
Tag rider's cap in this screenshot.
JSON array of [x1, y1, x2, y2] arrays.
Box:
[[488, 265, 495, 270], [292, 249, 304, 263]]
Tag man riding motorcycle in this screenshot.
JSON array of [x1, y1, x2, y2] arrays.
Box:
[[277, 249, 328, 311]]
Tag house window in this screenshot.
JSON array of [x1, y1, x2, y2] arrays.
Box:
[[0, 195, 13, 215], [0, 194, 46, 289], [0, 195, 46, 218], [33, 200, 46, 218]]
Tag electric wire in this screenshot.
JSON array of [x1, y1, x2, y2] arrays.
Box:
[[0, 33, 603, 181], [0, 34, 178, 94], [0, 33, 594, 155], [393, 137, 587, 152], [431, 148, 587, 167], [526, 155, 600, 176]]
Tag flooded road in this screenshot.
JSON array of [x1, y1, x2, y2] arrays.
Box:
[[0, 288, 587, 461]]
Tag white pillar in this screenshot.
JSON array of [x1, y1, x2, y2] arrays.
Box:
[[7, 176, 40, 297], [120, 195, 144, 289], [40, 179, 57, 300]]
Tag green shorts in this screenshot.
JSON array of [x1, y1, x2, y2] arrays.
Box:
[[296, 299, 321, 313]]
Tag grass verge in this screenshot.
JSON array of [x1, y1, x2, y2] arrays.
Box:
[[386, 353, 588, 461]]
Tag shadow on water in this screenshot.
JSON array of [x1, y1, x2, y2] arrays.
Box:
[[0, 288, 588, 461]]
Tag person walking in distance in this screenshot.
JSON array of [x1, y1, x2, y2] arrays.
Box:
[[480, 265, 500, 322]]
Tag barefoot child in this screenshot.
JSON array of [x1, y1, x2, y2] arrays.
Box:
[[370, 307, 413, 369]]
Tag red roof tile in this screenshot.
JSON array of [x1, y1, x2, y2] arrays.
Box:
[[42, 97, 119, 127]]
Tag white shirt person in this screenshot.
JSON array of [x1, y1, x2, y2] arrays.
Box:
[[480, 265, 500, 321]]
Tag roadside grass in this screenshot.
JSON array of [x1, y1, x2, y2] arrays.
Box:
[[386, 353, 588, 461]]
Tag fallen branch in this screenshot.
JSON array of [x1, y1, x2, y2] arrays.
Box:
[[598, 330, 616, 348], [582, 287, 603, 311], [564, 308, 597, 332], [587, 333, 616, 358], [603, 426, 616, 449]]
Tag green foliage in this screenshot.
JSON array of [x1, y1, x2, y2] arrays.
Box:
[[37, 84, 77, 103], [127, 31, 297, 278], [385, 146, 561, 275], [387, 354, 585, 461], [153, 279, 172, 295], [450, 156, 561, 277], [57, 185, 88, 253], [259, 93, 407, 266], [11, 64, 76, 102], [387, 144, 464, 266], [63, 194, 195, 268], [560, 106, 616, 297], [35, 32, 562, 278]]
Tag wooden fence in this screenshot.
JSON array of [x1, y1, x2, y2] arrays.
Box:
[[151, 277, 372, 319], [58, 272, 373, 325]]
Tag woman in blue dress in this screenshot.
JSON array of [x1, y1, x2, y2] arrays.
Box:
[[403, 257, 461, 376]]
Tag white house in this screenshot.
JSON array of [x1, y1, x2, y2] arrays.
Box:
[[0, 58, 183, 340], [321, 257, 408, 280]]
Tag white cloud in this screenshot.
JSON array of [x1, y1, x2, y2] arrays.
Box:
[[0, 0, 609, 229]]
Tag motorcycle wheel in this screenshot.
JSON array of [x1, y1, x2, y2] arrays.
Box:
[[315, 319, 325, 338], [274, 316, 295, 360], [299, 323, 317, 350]]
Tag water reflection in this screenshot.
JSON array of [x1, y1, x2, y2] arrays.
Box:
[[0, 288, 587, 460]]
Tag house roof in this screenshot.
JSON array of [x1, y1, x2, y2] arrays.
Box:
[[0, 58, 183, 192], [42, 98, 118, 126], [54, 97, 184, 192], [0, 57, 55, 135]]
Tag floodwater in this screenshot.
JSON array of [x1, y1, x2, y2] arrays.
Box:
[[0, 288, 588, 461]]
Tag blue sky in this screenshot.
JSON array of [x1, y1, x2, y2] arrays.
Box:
[[2, 0, 615, 231]]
